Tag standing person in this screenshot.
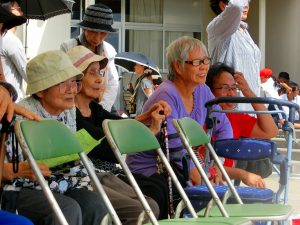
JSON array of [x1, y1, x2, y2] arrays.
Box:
[[61, 3, 119, 112], [131, 63, 154, 115], [207, 0, 261, 111], [0, 0, 27, 101]]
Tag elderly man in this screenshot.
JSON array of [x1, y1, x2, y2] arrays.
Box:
[[61, 3, 119, 112]]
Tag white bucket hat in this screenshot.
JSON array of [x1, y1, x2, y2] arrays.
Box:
[[26, 50, 83, 95]]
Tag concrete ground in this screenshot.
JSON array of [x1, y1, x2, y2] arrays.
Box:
[[265, 173, 300, 220]]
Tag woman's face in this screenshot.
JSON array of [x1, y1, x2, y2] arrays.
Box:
[[241, 3, 250, 21], [80, 61, 104, 100], [212, 71, 238, 110], [37, 77, 80, 115], [134, 63, 145, 76], [176, 47, 209, 86]]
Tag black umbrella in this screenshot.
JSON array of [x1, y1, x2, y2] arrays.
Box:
[[115, 52, 160, 75], [19, 0, 72, 20], [19, 0, 73, 53]]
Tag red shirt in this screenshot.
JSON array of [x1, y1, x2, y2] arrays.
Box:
[[223, 113, 257, 167]]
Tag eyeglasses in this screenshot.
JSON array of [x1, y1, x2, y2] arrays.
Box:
[[86, 68, 106, 77], [57, 79, 82, 94], [184, 57, 211, 66], [214, 86, 240, 93], [292, 87, 299, 92]]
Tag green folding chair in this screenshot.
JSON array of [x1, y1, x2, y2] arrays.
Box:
[[173, 117, 293, 222], [102, 118, 251, 225], [14, 119, 121, 225]]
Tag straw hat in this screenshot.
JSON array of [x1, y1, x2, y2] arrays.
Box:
[[66, 45, 108, 72], [26, 50, 83, 95], [78, 3, 116, 33]]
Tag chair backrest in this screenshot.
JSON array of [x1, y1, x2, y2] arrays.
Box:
[[15, 120, 83, 160], [102, 119, 161, 155], [103, 118, 199, 222], [174, 117, 209, 147]]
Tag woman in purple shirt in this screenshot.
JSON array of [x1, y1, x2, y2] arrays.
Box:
[[126, 36, 232, 186]]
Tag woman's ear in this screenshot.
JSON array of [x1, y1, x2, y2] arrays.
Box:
[[219, 1, 227, 11], [36, 91, 44, 99], [173, 60, 183, 75]]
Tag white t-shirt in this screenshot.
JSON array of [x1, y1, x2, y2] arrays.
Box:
[[279, 94, 300, 121]]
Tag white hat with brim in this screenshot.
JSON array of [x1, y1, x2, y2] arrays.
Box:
[[66, 45, 108, 72], [26, 50, 83, 95]]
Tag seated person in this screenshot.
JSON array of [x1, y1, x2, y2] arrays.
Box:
[[0, 82, 40, 225], [13, 50, 109, 225], [126, 36, 232, 194], [67, 45, 168, 221], [206, 63, 279, 186], [17, 49, 164, 225], [279, 81, 300, 128]]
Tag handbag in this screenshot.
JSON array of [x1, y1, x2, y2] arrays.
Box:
[[128, 75, 145, 114], [236, 158, 273, 178]]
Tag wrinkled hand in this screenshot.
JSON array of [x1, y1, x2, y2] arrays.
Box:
[[150, 100, 171, 117], [3, 162, 51, 181], [0, 86, 40, 122], [241, 172, 266, 188], [211, 165, 224, 186], [148, 102, 170, 134], [14, 103, 41, 121], [233, 72, 254, 97], [0, 86, 14, 122]]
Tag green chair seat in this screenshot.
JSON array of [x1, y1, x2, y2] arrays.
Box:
[[145, 217, 251, 225], [198, 203, 293, 221]]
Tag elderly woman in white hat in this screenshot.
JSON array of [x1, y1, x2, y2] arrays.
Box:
[[15, 50, 108, 225], [67, 45, 171, 221]]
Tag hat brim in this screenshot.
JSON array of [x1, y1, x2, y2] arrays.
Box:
[[78, 20, 117, 33], [26, 66, 83, 95], [0, 6, 27, 30], [77, 55, 109, 73]]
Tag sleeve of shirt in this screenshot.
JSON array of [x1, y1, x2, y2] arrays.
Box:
[[207, 0, 248, 39], [100, 58, 119, 112], [8, 49, 27, 81]]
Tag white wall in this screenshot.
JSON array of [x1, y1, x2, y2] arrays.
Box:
[[266, 0, 300, 84], [18, 13, 71, 60]]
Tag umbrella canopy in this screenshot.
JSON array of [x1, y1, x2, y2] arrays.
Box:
[[115, 52, 160, 75], [19, 0, 72, 20]]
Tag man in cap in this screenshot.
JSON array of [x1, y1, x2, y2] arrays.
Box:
[[260, 68, 280, 99], [0, 0, 27, 101], [61, 3, 119, 112]]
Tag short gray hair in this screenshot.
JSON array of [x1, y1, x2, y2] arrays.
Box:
[[166, 36, 208, 81]]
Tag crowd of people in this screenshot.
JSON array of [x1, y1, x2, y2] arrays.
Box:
[[0, 0, 299, 225]]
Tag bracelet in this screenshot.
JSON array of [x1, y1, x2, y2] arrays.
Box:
[[0, 81, 18, 102]]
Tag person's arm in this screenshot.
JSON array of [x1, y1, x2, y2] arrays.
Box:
[[2, 162, 51, 181], [5, 35, 27, 80], [224, 166, 266, 188], [100, 44, 119, 112], [234, 72, 278, 138], [8, 48, 27, 81], [207, 0, 248, 39]]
